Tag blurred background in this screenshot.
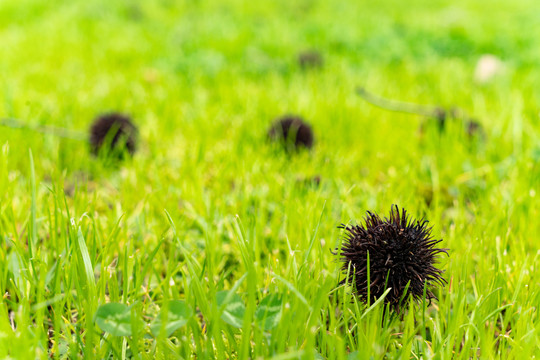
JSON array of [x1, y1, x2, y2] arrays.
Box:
[[1, 0, 540, 358]]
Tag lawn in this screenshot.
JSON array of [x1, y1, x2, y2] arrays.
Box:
[[0, 0, 539, 358]]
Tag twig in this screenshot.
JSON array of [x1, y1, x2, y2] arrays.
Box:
[[0, 117, 87, 141]]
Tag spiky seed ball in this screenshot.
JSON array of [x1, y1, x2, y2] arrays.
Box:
[[338, 205, 448, 312], [465, 119, 484, 138], [296, 175, 322, 189], [89, 113, 138, 157], [267, 115, 314, 151], [433, 107, 449, 129], [422, 108, 484, 139], [306, 175, 321, 187], [297, 50, 324, 69]]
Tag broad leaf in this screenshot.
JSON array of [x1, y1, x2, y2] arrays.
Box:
[[95, 303, 133, 336], [216, 291, 246, 328], [255, 294, 282, 331], [151, 300, 193, 337]]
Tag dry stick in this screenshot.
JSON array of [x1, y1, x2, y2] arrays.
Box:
[[355, 87, 440, 117], [355, 87, 468, 120], [356, 87, 484, 140], [0, 117, 87, 141]]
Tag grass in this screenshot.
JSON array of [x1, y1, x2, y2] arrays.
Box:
[[1, 0, 539, 358]]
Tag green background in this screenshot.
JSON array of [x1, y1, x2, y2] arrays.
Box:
[[0, 0, 539, 358]]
